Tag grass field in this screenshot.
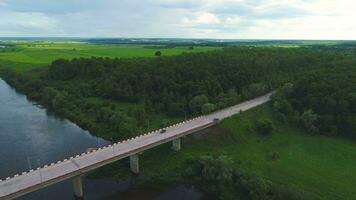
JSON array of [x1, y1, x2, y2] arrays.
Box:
[[0, 42, 221, 71], [95, 104, 356, 200]]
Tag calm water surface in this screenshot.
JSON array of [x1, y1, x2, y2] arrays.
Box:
[[0, 79, 202, 200]]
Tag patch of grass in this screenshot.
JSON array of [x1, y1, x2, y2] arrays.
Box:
[[220, 106, 356, 200], [92, 104, 356, 200]]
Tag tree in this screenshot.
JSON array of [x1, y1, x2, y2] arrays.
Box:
[[202, 103, 216, 114], [41, 87, 58, 105], [128, 106, 147, 127], [168, 102, 185, 117], [155, 51, 162, 56], [224, 89, 239, 106], [301, 110, 319, 134], [189, 95, 209, 114], [246, 83, 267, 98]]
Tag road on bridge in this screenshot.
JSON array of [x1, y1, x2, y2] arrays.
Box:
[[0, 93, 272, 200]]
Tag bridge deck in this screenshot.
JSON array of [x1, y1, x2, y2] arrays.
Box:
[[0, 93, 272, 200]]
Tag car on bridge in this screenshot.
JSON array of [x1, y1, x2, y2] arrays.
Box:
[[160, 129, 167, 133]]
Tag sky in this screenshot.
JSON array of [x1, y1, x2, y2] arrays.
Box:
[[0, 0, 355, 40]]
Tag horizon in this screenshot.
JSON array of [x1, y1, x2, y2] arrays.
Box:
[[0, 37, 355, 42]]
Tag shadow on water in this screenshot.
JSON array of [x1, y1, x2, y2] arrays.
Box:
[[0, 79, 203, 200]]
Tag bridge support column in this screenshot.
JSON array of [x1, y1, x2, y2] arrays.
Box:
[[73, 176, 84, 200], [130, 154, 139, 174], [172, 138, 181, 151]]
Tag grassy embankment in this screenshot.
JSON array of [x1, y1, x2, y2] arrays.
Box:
[[0, 42, 220, 72], [92, 104, 356, 200]]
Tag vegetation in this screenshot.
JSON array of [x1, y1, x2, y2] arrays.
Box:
[[271, 65, 356, 139], [0, 44, 355, 199], [254, 119, 274, 135], [184, 155, 318, 200], [0, 47, 344, 140], [90, 105, 356, 200]]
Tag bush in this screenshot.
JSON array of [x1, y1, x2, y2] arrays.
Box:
[[255, 119, 274, 135], [300, 109, 319, 134], [202, 103, 216, 115], [189, 95, 209, 114], [155, 51, 162, 56], [266, 152, 280, 161]]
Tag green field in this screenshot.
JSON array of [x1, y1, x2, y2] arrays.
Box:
[[0, 42, 221, 71], [220, 106, 356, 199], [99, 105, 356, 200]]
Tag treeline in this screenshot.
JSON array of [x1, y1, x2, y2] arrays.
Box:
[[272, 62, 356, 139], [0, 47, 347, 140], [41, 47, 342, 115]]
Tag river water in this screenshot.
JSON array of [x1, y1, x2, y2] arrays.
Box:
[[0, 79, 202, 200]]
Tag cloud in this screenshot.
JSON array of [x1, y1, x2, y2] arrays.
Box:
[[2, 0, 105, 14], [0, 11, 58, 35], [0, 0, 355, 39], [183, 12, 220, 25], [152, 0, 204, 9]]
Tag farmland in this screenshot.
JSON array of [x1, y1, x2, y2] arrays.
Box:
[[0, 41, 221, 71]]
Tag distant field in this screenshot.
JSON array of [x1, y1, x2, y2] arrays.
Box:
[[0, 42, 221, 72]]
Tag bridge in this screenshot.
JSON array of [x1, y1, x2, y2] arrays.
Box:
[[0, 93, 272, 200]]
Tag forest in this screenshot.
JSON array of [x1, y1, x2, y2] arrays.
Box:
[[272, 64, 356, 139], [0, 47, 347, 140]]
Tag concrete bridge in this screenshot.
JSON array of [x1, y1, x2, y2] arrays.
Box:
[[0, 93, 272, 200]]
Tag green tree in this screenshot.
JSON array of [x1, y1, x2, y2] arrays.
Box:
[[189, 95, 209, 114], [202, 103, 216, 114], [41, 87, 58, 105], [128, 106, 147, 127], [301, 109, 319, 134], [168, 102, 185, 117], [155, 51, 162, 56]]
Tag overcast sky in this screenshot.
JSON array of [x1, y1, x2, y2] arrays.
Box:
[[0, 0, 355, 39]]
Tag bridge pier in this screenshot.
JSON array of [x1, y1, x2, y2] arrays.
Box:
[[130, 154, 139, 174], [171, 138, 181, 151], [73, 176, 84, 200]]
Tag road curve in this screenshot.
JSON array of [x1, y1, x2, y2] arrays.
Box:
[[0, 92, 272, 200]]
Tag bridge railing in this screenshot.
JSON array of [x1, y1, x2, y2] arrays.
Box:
[[0, 115, 205, 183]]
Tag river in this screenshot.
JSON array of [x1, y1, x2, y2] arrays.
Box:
[[0, 79, 203, 200]]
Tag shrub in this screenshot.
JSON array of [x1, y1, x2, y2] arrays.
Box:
[[266, 152, 280, 161], [255, 119, 274, 135], [202, 103, 216, 115], [155, 51, 162, 56], [300, 109, 319, 134]]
